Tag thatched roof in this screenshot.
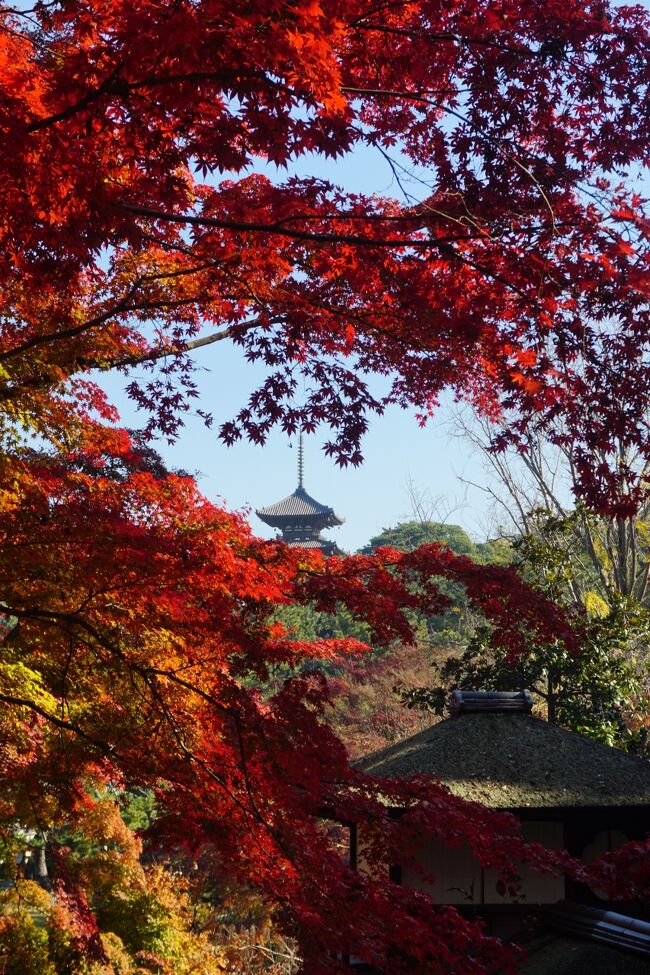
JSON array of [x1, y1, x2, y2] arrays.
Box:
[[357, 712, 650, 808]]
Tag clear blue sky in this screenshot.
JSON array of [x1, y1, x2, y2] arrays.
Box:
[[102, 340, 492, 554], [99, 142, 500, 551]]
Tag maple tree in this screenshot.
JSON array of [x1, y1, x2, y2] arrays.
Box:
[[1, 0, 650, 972], [1, 799, 230, 975], [0, 0, 648, 492], [1, 437, 588, 973]]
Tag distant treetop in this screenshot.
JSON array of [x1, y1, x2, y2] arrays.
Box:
[[361, 520, 511, 565]]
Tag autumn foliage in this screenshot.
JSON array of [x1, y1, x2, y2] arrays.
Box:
[[1, 0, 649, 972]]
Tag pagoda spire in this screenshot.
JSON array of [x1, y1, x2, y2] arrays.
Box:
[[255, 435, 344, 555], [297, 430, 304, 488]]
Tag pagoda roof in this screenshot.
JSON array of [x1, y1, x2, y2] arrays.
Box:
[[284, 536, 334, 550], [357, 711, 650, 808], [256, 486, 343, 528]]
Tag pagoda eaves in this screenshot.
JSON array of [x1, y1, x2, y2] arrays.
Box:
[[256, 485, 343, 531]]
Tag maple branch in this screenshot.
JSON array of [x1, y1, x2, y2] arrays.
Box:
[[350, 22, 539, 58], [106, 317, 267, 370], [347, 0, 416, 27], [255, 209, 566, 238], [12, 607, 238, 720], [115, 201, 457, 250], [0, 288, 136, 363], [124, 69, 242, 91], [118, 203, 542, 305], [0, 692, 112, 751], [28, 610, 295, 845], [2, 608, 283, 840], [341, 84, 560, 225], [0, 294, 210, 366], [27, 63, 126, 132]]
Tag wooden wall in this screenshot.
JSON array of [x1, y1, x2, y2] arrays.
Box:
[[387, 820, 566, 905]]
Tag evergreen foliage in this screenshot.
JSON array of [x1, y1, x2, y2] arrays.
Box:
[[363, 521, 511, 646], [402, 512, 650, 752]]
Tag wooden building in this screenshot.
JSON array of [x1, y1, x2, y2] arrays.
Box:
[[356, 691, 650, 913]]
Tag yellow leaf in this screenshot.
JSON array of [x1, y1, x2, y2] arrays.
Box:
[[584, 591, 609, 619]]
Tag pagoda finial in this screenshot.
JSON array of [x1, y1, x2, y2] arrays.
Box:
[[297, 429, 304, 488]]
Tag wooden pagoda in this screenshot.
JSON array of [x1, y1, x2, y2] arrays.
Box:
[[255, 434, 343, 554]]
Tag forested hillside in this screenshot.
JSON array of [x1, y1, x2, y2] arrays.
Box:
[[274, 521, 511, 755], [278, 520, 510, 646], [277, 518, 650, 757]]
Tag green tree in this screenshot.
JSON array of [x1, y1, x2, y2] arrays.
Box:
[[361, 520, 510, 563], [274, 602, 371, 654], [362, 521, 512, 645]]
